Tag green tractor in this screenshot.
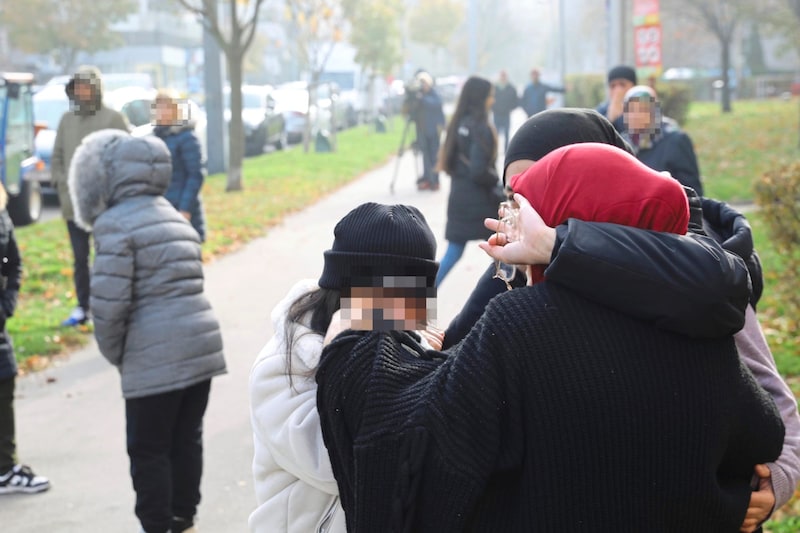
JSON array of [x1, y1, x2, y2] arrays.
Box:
[[0, 72, 44, 226]]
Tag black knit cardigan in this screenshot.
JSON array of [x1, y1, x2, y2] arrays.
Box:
[[316, 282, 784, 533]]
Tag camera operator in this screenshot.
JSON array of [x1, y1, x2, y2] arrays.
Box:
[[408, 72, 445, 191]]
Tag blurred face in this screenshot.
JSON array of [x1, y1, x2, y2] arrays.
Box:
[[624, 100, 655, 132], [154, 98, 179, 126], [74, 80, 94, 102], [341, 284, 433, 331], [531, 70, 540, 83], [499, 71, 508, 84]]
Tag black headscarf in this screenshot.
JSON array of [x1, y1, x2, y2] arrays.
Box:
[[503, 108, 633, 184]]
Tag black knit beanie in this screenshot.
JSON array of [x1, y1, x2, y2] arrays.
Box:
[[319, 203, 438, 289], [503, 108, 634, 183], [607, 65, 638, 85]]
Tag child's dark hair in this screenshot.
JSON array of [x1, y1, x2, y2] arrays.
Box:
[[284, 287, 341, 387]]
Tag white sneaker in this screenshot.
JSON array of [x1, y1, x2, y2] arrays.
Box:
[[0, 464, 50, 494]]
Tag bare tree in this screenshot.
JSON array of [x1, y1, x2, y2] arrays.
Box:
[[668, 0, 757, 113], [176, 0, 267, 191], [284, 0, 346, 152]]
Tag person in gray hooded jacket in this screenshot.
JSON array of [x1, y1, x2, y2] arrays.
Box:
[[68, 128, 226, 533]]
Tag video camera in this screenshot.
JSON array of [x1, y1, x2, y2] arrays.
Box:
[[402, 78, 422, 121]]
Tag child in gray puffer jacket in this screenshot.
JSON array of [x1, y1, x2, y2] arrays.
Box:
[[68, 128, 226, 533]]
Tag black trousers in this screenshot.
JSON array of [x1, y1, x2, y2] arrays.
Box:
[[66, 220, 91, 312], [494, 117, 511, 151], [126, 380, 211, 533], [417, 130, 441, 186], [0, 377, 15, 472]]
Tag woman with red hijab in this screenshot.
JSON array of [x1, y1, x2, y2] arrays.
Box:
[[316, 143, 784, 532]]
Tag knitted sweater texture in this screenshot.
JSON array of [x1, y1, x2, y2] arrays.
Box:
[[316, 282, 784, 532]]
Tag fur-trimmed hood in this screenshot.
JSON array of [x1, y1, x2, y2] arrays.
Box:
[[68, 129, 172, 231]]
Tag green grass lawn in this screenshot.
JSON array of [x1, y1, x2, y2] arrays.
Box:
[[684, 98, 800, 202], [12, 121, 406, 371]]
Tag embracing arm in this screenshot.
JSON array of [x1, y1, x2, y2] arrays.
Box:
[[737, 305, 800, 510], [479, 194, 750, 339], [544, 219, 749, 338]]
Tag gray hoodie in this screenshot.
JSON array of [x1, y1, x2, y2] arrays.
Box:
[[68, 129, 226, 398]]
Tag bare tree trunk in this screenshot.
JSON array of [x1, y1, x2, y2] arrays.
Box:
[[721, 37, 733, 113], [227, 48, 245, 191]]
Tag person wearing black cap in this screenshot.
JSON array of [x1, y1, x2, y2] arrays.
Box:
[[595, 64, 637, 132], [248, 202, 441, 533]]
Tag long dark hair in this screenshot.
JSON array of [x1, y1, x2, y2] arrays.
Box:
[[439, 76, 496, 174], [284, 287, 341, 386]]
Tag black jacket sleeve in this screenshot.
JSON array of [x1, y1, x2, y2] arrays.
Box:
[[0, 221, 22, 317], [544, 219, 750, 338]]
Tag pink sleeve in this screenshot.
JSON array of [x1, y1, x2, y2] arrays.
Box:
[[736, 305, 800, 509]]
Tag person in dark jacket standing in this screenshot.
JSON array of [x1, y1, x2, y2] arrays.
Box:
[[491, 70, 518, 151], [152, 90, 207, 242], [68, 129, 226, 533], [596, 64, 637, 132], [51, 66, 129, 327], [520, 68, 565, 117], [0, 187, 50, 495], [411, 72, 446, 191], [435, 76, 500, 287], [622, 84, 704, 196]]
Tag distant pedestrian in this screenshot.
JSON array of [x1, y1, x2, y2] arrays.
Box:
[[152, 89, 207, 242], [410, 72, 446, 191], [596, 64, 637, 132], [520, 68, 565, 117], [622, 85, 704, 196], [50, 65, 129, 327], [0, 187, 49, 496], [68, 129, 226, 533], [492, 70, 519, 151], [435, 76, 501, 287]]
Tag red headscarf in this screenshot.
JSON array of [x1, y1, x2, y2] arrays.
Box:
[[509, 142, 690, 284]]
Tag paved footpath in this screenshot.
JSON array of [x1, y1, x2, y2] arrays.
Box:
[[1, 130, 513, 532]]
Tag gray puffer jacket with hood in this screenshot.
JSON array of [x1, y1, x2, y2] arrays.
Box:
[[68, 129, 226, 399]]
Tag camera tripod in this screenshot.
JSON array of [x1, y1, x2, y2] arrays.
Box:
[[389, 117, 422, 194]]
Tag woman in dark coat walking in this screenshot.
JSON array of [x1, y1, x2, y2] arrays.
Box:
[[436, 76, 501, 287]]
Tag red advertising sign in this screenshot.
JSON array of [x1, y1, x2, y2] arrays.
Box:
[[633, 0, 662, 77], [635, 24, 662, 68]]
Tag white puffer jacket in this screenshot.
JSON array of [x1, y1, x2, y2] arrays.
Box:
[[248, 279, 346, 533]]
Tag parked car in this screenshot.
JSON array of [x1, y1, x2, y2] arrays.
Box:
[[224, 85, 286, 156], [1, 72, 44, 226], [272, 81, 348, 143], [271, 83, 314, 144]]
